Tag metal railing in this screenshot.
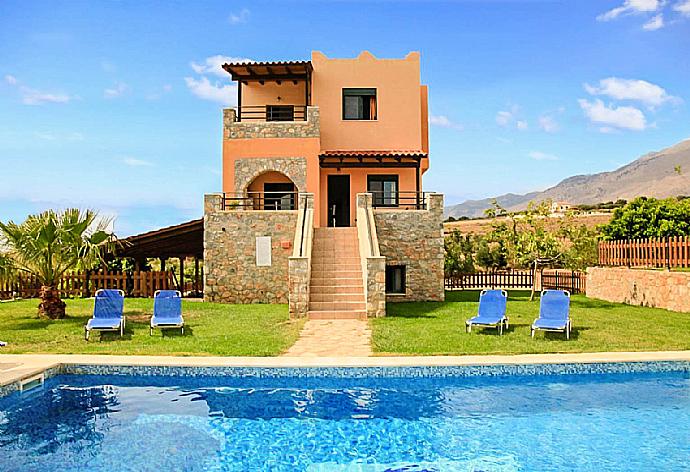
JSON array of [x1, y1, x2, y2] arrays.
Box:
[[236, 105, 307, 122], [371, 191, 428, 210], [221, 191, 300, 211]]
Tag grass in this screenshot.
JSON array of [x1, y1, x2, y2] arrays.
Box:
[[371, 290, 690, 355], [0, 298, 303, 356]]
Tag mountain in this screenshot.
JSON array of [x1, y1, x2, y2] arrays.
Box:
[[445, 139, 690, 218]]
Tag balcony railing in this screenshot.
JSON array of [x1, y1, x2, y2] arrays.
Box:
[[222, 191, 300, 211], [236, 105, 307, 122], [371, 191, 429, 210]]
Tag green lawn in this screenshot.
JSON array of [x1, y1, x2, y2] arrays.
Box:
[[372, 290, 690, 355], [0, 298, 302, 356]]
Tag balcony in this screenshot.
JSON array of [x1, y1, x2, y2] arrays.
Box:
[[219, 191, 302, 211], [371, 191, 429, 210], [223, 106, 320, 140]]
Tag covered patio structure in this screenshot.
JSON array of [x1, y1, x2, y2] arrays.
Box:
[[117, 219, 204, 296]]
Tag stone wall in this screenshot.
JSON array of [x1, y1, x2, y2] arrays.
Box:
[[288, 194, 314, 318], [373, 193, 445, 302], [233, 157, 308, 194], [223, 107, 320, 140], [356, 193, 386, 317], [204, 194, 297, 304], [587, 266, 690, 312]]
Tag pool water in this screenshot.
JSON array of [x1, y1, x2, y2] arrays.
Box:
[[1, 368, 689, 471]]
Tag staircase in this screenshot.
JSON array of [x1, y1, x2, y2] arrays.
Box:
[[308, 227, 367, 319]]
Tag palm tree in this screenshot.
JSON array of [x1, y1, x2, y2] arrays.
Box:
[[0, 209, 115, 319]]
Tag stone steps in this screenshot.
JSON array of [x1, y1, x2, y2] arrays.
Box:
[[308, 227, 367, 320]]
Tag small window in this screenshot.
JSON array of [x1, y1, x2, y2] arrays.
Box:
[[368, 175, 399, 207], [266, 105, 294, 122], [386, 265, 406, 294], [343, 88, 377, 120]]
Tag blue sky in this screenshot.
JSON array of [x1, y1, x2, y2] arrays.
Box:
[[1, 0, 689, 235]]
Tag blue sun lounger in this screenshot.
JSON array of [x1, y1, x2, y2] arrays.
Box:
[[85, 289, 125, 341], [150, 290, 184, 335], [466, 289, 509, 335], [532, 289, 572, 339]]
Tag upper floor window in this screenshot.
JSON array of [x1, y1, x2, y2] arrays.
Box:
[[343, 88, 377, 120], [266, 105, 295, 122]]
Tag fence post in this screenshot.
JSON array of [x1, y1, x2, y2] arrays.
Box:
[[667, 237, 671, 270]]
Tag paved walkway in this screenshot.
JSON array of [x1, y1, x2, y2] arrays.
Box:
[[283, 319, 372, 357]]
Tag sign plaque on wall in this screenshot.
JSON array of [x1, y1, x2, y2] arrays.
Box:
[[256, 236, 272, 266]]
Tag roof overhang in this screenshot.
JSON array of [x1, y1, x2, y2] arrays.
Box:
[[319, 150, 427, 169], [222, 61, 313, 83], [116, 219, 203, 260]]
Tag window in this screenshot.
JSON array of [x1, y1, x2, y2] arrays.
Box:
[[263, 183, 296, 210], [343, 88, 377, 120], [266, 105, 294, 122], [386, 265, 406, 294], [368, 175, 398, 207]]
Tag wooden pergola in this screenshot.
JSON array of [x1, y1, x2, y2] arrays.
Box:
[[222, 60, 313, 120], [319, 150, 428, 196], [116, 219, 203, 295]]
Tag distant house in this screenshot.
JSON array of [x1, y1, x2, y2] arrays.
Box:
[[203, 51, 444, 319], [550, 201, 571, 214]]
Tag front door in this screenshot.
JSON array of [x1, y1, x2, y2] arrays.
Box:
[[327, 175, 350, 227]]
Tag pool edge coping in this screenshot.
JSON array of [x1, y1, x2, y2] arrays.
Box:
[[2, 350, 690, 393]]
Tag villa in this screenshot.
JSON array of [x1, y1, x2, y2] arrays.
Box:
[[203, 51, 445, 318]]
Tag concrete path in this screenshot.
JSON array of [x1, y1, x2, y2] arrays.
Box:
[[283, 319, 372, 357]]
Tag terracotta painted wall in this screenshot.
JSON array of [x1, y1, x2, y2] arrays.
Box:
[[222, 138, 322, 225], [241, 82, 307, 110], [318, 168, 419, 227], [311, 51, 425, 152]]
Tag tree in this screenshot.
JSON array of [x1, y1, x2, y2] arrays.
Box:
[[444, 230, 475, 277], [0, 209, 115, 319], [600, 197, 690, 240]]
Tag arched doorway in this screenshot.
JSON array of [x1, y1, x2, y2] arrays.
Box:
[[246, 171, 297, 210]]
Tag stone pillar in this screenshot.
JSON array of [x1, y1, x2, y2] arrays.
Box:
[[204, 193, 223, 213]]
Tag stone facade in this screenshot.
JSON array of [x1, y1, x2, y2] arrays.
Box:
[[587, 266, 690, 313], [234, 157, 307, 194], [204, 194, 297, 304], [288, 194, 314, 318], [224, 107, 320, 140], [373, 193, 445, 302], [356, 193, 386, 317]]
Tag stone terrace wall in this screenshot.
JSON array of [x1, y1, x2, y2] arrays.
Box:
[[373, 193, 445, 302], [587, 266, 690, 312], [223, 107, 320, 140], [204, 194, 297, 304]]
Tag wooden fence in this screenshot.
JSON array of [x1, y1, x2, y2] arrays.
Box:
[[445, 269, 586, 294], [0, 270, 175, 300], [599, 236, 690, 268]]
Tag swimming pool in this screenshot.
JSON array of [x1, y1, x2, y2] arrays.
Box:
[[1, 362, 689, 471]]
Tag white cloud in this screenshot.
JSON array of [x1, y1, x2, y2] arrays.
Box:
[[597, 0, 661, 21], [496, 105, 527, 130], [104, 82, 128, 98], [21, 87, 72, 105], [4, 74, 17, 85], [674, 0, 690, 15], [496, 110, 513, 127], [190, 55, 252, 78], [529, 151, 559, 161], [429, 114, 463, 131], [35, 131, 85, 141], [642, 13, 665, 29], [584, 77, 677, 108], [228, 8, 250, 25], [538, 115, 560, 133], [145, 84, 173, 100], [578, 98, 647, 131], [122, 157, 154, 167], [184, 76, 237, 106]]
